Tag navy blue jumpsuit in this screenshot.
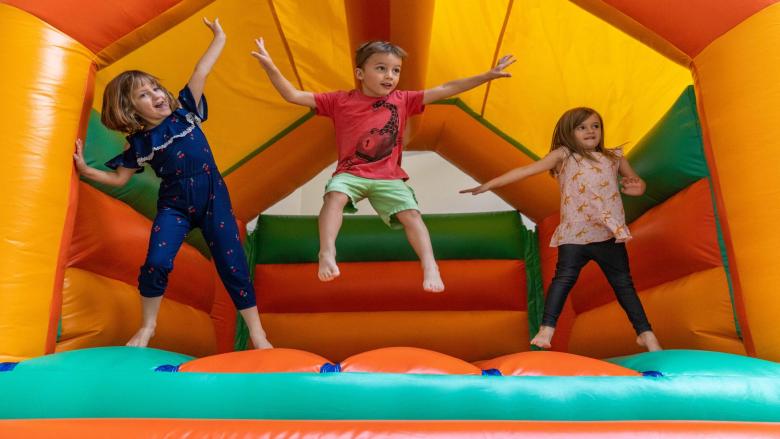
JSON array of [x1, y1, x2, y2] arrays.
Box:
[[106, 86, 255, 310]]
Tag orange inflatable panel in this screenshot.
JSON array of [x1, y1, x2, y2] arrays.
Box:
[[2, 0, 203, 53], [2, 419, 778, 438], [260, 310, 529, 362], [58, 268, 216, 357], [256, 259, 526, 313], [537, 213, 560, 288], [426, 106, 560, 222], [341, 347, 481, 375], [590, 0, 776, 57], [568, 267, 745, 358], [225, 116, 337, 222], [475, 351, 640, 376], [571, 179, 723, 314], [68, 183, 215, 313], [209, 278, 237, 354], [179, 348, 330, 373]]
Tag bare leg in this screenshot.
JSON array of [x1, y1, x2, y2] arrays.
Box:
[[530, 325, 555, 349], [126, 296, 163, 347], [318, 192, 349, 281], [636, 330, 662, 352], [396, 209, 444, 293], [240, 306, 273, 349]]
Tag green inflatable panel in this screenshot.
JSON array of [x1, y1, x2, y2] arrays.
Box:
[[609, 349, 780, 378], [3, 370, 780, 421], [623, 86, 709, 223], [2, 349, 780, 421], [253, 211, 526, 264], [521, 224, 544, 342], [12, 347, 192, 372], [83, 110, 162, 220]]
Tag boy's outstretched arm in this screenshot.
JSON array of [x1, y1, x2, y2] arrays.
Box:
[[73, 139, 135, 187], [618, 157, 646, 196], [460, 148, 564, 195], [423, 54, 516, 105], [251, 37, 315, 108], [189, 17, 226, 105]]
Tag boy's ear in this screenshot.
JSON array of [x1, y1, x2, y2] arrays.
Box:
[[355, 67, 364, 81]]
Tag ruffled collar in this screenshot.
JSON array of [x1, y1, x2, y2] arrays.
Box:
[[128, 109, 202, 165]]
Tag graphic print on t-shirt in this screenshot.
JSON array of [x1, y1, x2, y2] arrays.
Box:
[[354, 99, 399, 162]]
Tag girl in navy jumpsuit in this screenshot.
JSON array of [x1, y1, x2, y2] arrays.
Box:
[[74, 18, 272, 349]]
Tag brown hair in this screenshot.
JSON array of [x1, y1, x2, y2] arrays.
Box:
[[549, 107, 618, 175], [354, 41, 407, 69], [100, 70, 180, 133]]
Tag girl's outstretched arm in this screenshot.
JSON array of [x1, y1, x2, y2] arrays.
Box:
[[460, 148, 564, 195], [423, 54, 516, 105], [251, 37, 315, 108], [73, 139, 135, 187], [618, 157, 646, 196], [188, 17, 226, 105]]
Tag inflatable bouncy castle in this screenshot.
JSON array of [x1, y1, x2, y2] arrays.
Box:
[[2, 0, 780, 437]]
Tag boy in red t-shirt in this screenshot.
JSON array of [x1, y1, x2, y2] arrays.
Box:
[[252, 38, 515, 292]]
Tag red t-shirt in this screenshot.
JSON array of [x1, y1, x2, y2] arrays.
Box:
[[314, 89, 425, 180]]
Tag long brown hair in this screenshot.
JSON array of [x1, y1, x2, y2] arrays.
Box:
[[101, 70, 180, 133], [549, 107, 618, 175]]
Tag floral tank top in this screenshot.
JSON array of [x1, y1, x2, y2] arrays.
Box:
[[550, 148, 631, 247]]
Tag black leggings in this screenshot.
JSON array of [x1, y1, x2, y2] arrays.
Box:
[[542, 238, 652, 334]]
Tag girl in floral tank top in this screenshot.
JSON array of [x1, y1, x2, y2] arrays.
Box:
[[551, 147, 630, 246], [461, 107, 661, 352]]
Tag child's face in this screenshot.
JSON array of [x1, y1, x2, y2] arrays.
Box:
[[131, 79, 172, 128], [355, 52, 402, 97], [573, 113, 602, 150]]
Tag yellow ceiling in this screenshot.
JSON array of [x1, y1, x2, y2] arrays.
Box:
[[94, 0, 691, 171]]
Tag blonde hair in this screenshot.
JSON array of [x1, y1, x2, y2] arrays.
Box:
[[355, 41, 407, 69], [549, 107, 618, 175], [101, 70, 180, 133]]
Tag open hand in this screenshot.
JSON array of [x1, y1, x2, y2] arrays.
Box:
[[251, 37, 274, 69], [203, 17, 225, 39], [459, 184, 490, 195], [487, 54, 516, 79], [620, 176, 643, 196], [73, 138, 88, 174]]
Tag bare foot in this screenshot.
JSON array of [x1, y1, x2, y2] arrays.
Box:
[[251, 336, 274, 349], [637, 331, 662, 352], [318, 252, 340, 282], [126, 327, 155, 347], [530, 325, 555, 349], [423, 265, 444, 293]]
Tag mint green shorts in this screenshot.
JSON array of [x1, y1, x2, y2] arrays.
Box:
[[324, 173, 419, 229]]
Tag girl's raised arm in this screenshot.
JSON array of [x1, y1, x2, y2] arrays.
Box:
[[188, 17, 226, 105], [461, 148, 564, 195]]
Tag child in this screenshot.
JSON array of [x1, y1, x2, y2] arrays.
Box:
[[252, 38, 515, 292], [461, 107, 662, 351], [73, 18, 272, 349]]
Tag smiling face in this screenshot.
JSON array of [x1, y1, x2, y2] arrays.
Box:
[[356, 52, 403, 97], [130, 79, 173, 128], [573, 113, 602, 150]]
